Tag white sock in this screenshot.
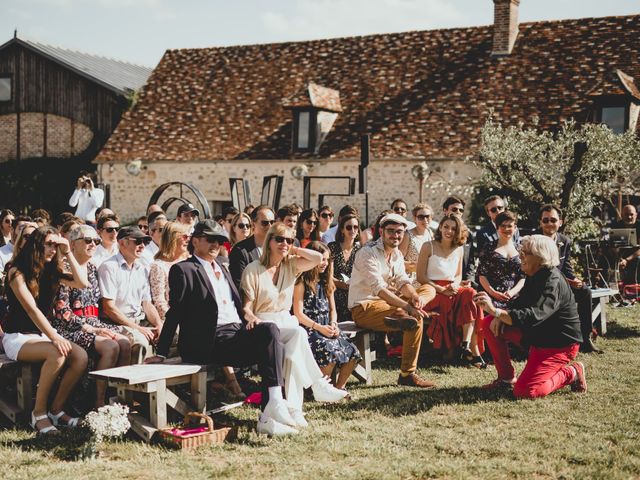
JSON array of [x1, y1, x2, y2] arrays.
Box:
[[268, 386, 283, 402]]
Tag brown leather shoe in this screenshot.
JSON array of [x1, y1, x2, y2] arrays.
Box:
[[397, 372, 436, 388]]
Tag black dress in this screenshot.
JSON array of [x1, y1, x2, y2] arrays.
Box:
[[477, 243, 524, 309], [302, 284, 361, 368], [328, 241, 360, 322]]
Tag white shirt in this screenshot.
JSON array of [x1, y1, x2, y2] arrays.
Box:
[[98, 252, 151, 321], [348, 238, 412, 309], [321, 225, 338, 244], [92, 243, 119, 268], [0, 243, 13, 273], [195, 255, 241, 326], [140, 241, 159, 268], [68, 187, 105, 223]]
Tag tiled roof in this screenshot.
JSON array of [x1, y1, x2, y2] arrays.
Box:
[[0, 36, 153, 96], [283, 82, 343, 112], [96, 15, 640, 163]]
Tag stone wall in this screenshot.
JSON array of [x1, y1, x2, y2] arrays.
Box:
[[98, 158, 481, 224], [0, 113, 93, 161]]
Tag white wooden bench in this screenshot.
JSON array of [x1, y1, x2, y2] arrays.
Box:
[[0, 353, 34, 424], [338, 321, 376, 385], [591, 287, 615, 335], [90, 359, 220, 442]]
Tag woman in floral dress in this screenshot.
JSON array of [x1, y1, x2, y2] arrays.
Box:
[[293, 241, 361, 391], [328, 214, 361, 322], [51, 225, 131, 407]]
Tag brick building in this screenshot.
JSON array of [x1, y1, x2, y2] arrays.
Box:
[[95, 0, 640, 222], [0, 34, 152, 213]]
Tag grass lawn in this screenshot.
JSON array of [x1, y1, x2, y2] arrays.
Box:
[[1, 305, 639, 479]]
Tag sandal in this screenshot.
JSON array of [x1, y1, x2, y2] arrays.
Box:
[[48, 410, 80, 428], [470, 355, 488, 369], [31, 411, 58, 435]]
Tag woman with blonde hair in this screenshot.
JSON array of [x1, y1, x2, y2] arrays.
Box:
[[149, 221, 191, 320], [241, 224, 348, 431], [229, 212, 253, 247]]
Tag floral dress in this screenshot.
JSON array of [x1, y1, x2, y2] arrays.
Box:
[[51, 263, 122, 353], [303, 283, 361, 368], [477, 243, 524, 309], [328, 241, 361, 322]]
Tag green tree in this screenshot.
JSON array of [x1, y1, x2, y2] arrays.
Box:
[[473, 117, 640, 238]]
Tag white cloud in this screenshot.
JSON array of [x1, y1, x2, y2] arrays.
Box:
[[260, 0, 464, 41], [26, 0, 176, 20]]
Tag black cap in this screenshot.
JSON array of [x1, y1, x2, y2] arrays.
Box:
[[177, 203, 200, 217], [192, 219, 228, 242], [117, 225, 151, 241]]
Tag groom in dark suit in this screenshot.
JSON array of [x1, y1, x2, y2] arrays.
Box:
[[146, 219, 300, 435]]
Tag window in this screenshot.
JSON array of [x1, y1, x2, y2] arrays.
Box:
[[601, 106, 626, 134], [0, 77, 10, 102], [292, 109, 316, 152]]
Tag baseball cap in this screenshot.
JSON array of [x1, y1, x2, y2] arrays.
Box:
[[192, 219, 229, 242], [379, 213, 409, 228], [177, 203, 200, 217], [117, 225, 151, 241]]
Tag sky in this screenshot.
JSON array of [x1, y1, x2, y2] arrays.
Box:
[[2, 0, 639, 67]]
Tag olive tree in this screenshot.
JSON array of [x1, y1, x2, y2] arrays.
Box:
[[473, 116, 640, 238]]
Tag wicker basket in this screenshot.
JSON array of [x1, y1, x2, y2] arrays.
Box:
[[158, 412, 237, 450]]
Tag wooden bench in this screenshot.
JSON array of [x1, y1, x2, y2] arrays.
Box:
[[338, 321, 376, 385], [90, 359, 226, 442], [591, 287, 615, 335], [0, 353, 34, 424]]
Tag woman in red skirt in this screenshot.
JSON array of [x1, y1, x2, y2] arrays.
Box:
[[417, 214, 484, 367]]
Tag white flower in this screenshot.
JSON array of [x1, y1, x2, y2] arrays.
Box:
[[84, 403, 131, 443]]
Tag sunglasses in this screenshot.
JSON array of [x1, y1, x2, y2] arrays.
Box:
[[320, 212, 334, 219], [273, 235, 295, 245], [305, 219, 318, 226], [393, 207, 407, 213], [127, 237, 151, 246], [80, 238, 101, 246], [450, 207, 464, 213], [103, 227, 120, 233], [345, 224, 359, 232], [489, 206, 505, 214], [416, 214, 431, 220], [138, 224, 149, 231], [3, 219, 13, 224], [236, 223, 251, 229], [260, 220, 275, 227], [541, 218, 559, 224]]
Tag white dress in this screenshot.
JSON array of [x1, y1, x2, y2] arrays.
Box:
[[241, 257, 324, 410]]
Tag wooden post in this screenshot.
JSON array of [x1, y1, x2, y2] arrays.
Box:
[[190, 371, 207, 413], [148, 379, 167, 429]]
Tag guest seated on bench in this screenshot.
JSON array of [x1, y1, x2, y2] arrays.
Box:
[[474, 235, 587, 398], [293, 241, 361, 391], [146, 220, 297, 437], [349, 213, 436, 388], [51, 225, 131, 408], [98, 226, 163, 363], [2, 226, 89, 434]]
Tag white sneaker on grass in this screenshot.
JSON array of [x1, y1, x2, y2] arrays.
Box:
[[287, 407, 308, 428], [311, 376, 349, 403], [263, 398, 297, 427], [257, 416, 299, 436]]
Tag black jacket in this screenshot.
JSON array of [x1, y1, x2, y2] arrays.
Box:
[[508, 267, 582, 348], [228, 236, 260, 291], [157, 256, 244, 363]]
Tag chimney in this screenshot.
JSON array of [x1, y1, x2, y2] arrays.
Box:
[[492, 0, 520, 56]]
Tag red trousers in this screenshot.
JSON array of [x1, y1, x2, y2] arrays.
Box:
[[480, 315, 579, 399]]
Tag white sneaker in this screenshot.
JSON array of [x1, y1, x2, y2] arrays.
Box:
[[263, 399, 297, 427], [287, 407, 308, 428], [311, 376, 349, 403], [257, 416, 299, 436]]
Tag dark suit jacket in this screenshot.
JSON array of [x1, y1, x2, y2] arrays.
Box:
[[157, 256, 244, 364], [554, 232, 576, 280], [229, 236, 261, 290]]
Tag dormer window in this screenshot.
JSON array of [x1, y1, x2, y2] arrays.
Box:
[[587, 70, 640, 134], [0, 76, 11, 102], [294, 109, 316, 151]]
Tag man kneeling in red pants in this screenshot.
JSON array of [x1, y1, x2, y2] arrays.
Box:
[[474, 235, 587, 398]]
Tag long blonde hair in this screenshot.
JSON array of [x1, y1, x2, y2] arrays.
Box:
[[260, 223, 294, 267], [154, 221, 190, 261], [229, 212, 252, 245]]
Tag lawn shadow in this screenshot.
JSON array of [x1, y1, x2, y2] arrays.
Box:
[[322, 385, 511, 417], [603, 321, 640, 340]]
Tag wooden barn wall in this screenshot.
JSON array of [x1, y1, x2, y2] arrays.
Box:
[[0, 43, 129, 147]]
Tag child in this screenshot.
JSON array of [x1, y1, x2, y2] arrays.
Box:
[[293, 241, 361, 390]]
